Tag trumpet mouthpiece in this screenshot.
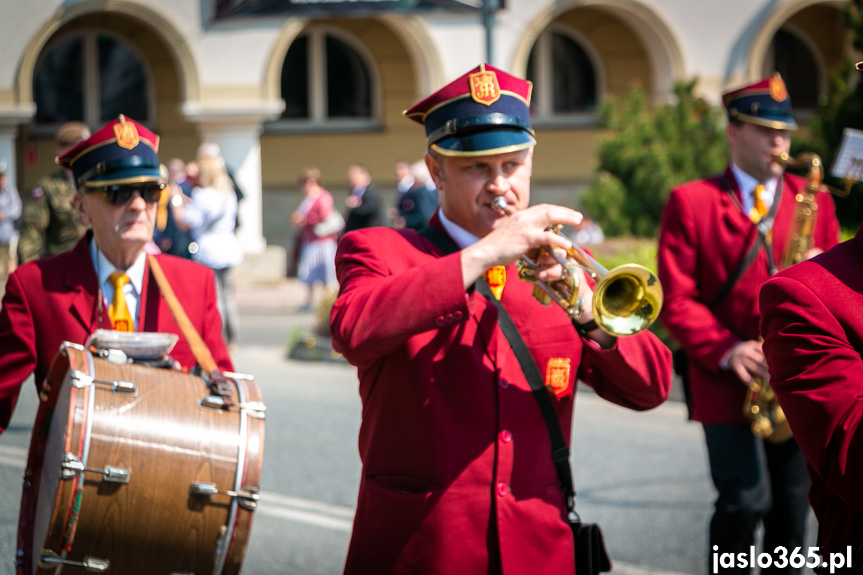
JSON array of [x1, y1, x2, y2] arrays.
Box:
[[492, 196, 510, 215]]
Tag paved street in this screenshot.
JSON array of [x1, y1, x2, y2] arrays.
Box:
[[0, 281, 817, 574]]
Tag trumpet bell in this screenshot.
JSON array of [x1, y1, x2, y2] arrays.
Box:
[[592, 264, 663, 336]]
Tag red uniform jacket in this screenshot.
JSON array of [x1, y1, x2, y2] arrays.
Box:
[[760, 225, 863, 557], [658, 168, 839, 424], [0, 233, 233, 432], [330, 222, 671, 575]]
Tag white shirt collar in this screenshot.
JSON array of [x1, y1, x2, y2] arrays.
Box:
[[90, 239, 147, 330], [438, 208, 480, 250], [91, 243, 146, 295], [730, 162, 778, 213]]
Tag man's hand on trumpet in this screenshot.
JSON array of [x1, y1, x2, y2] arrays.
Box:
[[459, 201, 614, 347], [460, 203, 581, 287]]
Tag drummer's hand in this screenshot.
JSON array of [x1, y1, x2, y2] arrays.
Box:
[[725, 340, 769, 385], [803, 247, 823, 261], [461, 204, 582, 288], [163, 354, 183, 371]]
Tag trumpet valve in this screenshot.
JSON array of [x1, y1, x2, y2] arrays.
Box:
[[531, 285, 553, 306]]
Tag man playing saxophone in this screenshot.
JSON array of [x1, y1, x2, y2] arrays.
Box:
[[329, 63, 672, 575], [759, 62, 863, 574], [657, 74, 840, 574]]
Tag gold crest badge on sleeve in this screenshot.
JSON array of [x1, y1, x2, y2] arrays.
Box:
[[545, 357, 571, 397]]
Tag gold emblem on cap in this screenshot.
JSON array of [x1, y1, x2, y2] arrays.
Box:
[[113, 114, 140, 150], [769, 74, 788, 102], [469, 64, 501, 106]]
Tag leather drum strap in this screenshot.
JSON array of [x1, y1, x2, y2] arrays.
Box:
[[146, 255, 234, 402]]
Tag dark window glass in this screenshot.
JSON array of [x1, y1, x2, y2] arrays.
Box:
[[527, 30, 597, 115], [772, 29, 819, 109], [98, 34, 148, 121], [34, 33, 150, 126], [326, 35, 371, 118], [552, 33, 596, 113], [34, 37, 85, 124], [281, 36, 309, 119]]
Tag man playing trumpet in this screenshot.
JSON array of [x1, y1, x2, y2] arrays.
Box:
[[329, 63, 672, 575], [657, 74, 840, 573]]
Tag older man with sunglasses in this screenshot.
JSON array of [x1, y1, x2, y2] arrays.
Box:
[[0, 115, 233, 433]]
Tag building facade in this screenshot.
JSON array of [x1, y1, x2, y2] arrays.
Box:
[[0, 0, 852, 275]]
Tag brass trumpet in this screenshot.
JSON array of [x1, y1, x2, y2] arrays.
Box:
[[492, 196, 663, 336]]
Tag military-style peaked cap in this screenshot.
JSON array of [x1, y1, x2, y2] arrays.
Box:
[[404, 63, 535, 157], [57, 115, 162, 188], [722, 73, 798, 131]]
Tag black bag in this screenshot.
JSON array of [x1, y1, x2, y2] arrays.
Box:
[[571, 513, 612, 575]]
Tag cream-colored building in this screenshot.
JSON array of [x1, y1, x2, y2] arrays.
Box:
[[0, 0, 853, 276]]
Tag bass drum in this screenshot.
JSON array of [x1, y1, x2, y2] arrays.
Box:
[[16, 342, 266, 574]]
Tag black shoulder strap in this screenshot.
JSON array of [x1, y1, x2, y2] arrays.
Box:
[[419, 224, 460, 255], [420, 224, 578, 515], [476, 278, 578, 517], [710, 174, 781, 306]]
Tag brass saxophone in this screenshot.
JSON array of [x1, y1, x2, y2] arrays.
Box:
[[743, 152, 823, 442], [778, 152, 824, 268]]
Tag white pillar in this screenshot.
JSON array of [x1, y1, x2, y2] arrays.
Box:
[[0, 105, 36, 193], [0, 126, 18, 184]]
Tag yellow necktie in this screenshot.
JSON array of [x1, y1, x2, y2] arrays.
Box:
[[108, 272, 133, 332], [485, 266, 506, 300], [749, 184, 769, 223], [156, 186, 170, 231]]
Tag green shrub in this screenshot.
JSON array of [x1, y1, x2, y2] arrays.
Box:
[[798, 0, 863, 229], [583, 80, 727, 237]]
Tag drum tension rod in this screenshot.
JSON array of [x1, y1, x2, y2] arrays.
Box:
[[39, 550, 109, 572], [71, 370, 137, 395], [61, 453, 131, 484], [199, 395, 267, 418], [190, 481, 260, 511]]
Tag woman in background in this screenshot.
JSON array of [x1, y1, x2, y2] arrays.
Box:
[[171, 143, 243, 347], [291, 167, 339, 311]]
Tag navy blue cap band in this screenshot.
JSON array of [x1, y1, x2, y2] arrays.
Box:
[[77, 156, 161, 187], [427, 113, 532, 146]]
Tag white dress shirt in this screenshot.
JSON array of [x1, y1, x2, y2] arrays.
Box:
[[438, 208, 480, 249], [730, 163, 777, 217], [90, 240, 147, 331]]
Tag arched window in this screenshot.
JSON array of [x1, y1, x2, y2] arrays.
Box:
[[527, 27, 600, 123], [33, 32, 152, 129], [277, 27, 378, 129], [769, 28, 821, 112]]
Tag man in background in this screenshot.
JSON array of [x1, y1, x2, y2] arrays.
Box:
[[17, 122, 90, 263], [344, 164, 381, 233], [658, 74, 840, 573]]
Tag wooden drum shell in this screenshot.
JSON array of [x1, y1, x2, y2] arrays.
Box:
[[17, 343, 265, 575]]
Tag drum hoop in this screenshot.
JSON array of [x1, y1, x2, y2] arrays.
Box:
[[210, 377, 248, 574], [57, 346, 96, 557]]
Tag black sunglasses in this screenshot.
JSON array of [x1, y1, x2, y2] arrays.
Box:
[[91, 183, 165, 206]]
